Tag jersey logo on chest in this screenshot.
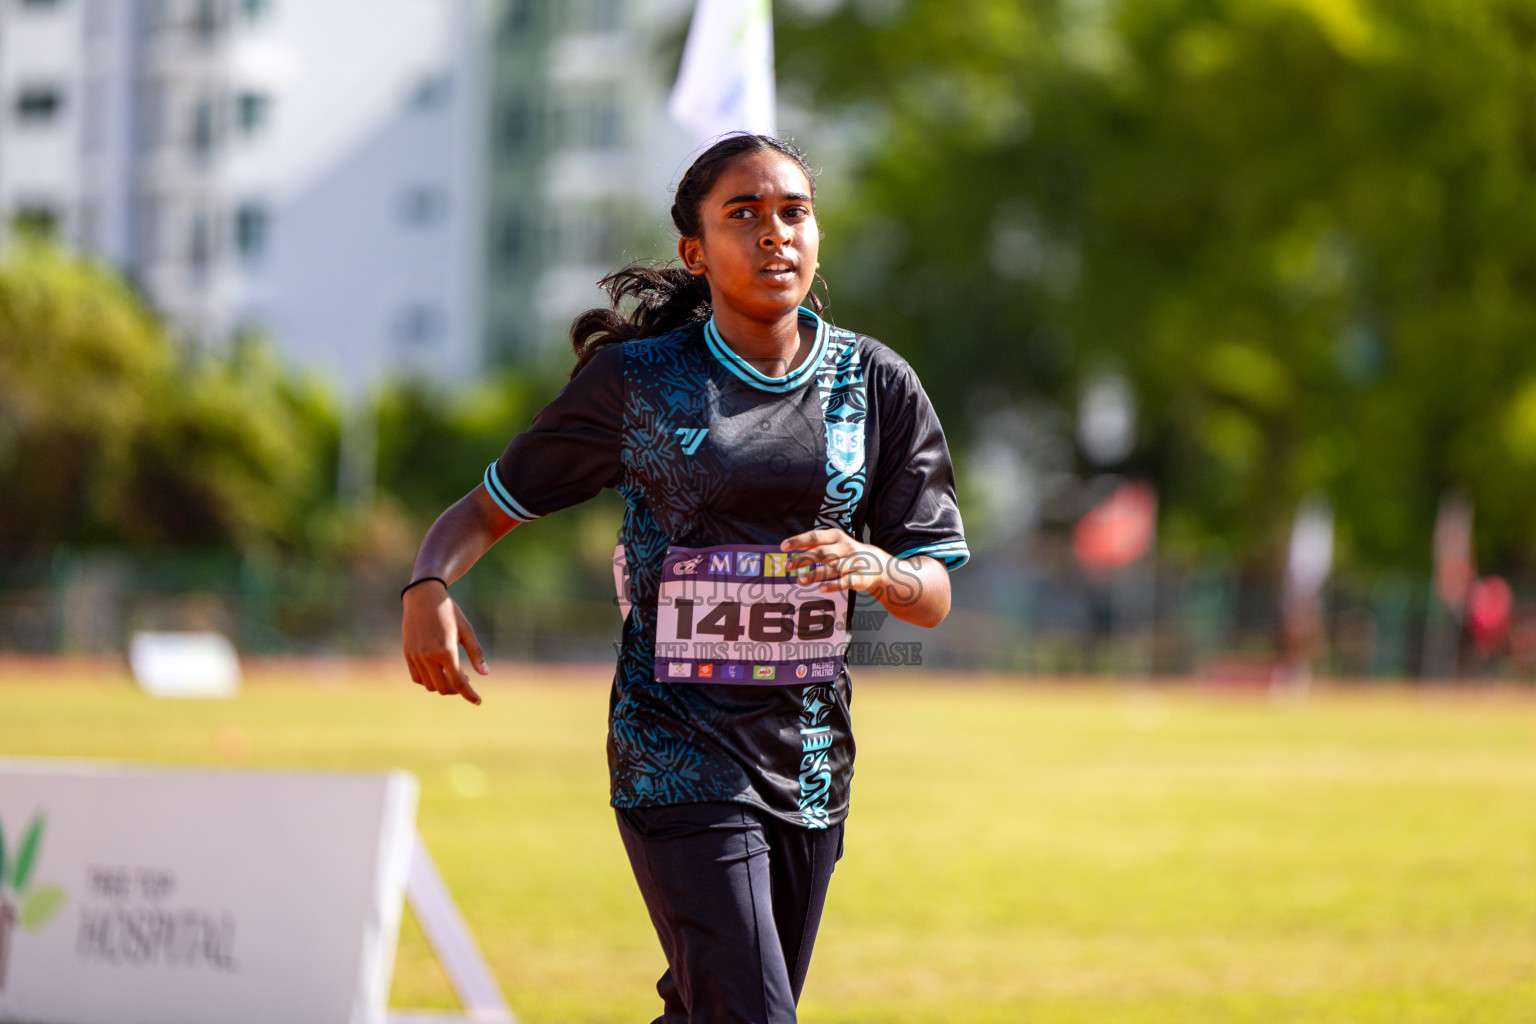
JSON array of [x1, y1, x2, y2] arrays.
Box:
[[827, 421, 864, 475], [675, 427, 709, 455]]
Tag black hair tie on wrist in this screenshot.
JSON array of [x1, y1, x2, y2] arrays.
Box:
[[400, 576, 448, 600]]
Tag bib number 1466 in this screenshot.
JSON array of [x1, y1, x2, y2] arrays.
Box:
[[671, 599, 838, 643], [651, 543, 851, 684]]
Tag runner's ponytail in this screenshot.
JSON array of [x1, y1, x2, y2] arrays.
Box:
[[570, 133, 825, 379], [569, 264, 712, 378]]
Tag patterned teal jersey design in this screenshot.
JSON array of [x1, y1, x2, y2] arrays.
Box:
[[488, 308, 968, 827]]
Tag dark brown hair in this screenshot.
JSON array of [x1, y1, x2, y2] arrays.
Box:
[[568, 133, 825, 378]]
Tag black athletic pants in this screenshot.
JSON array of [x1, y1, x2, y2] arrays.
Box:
[[616, 802, 844, 1024]]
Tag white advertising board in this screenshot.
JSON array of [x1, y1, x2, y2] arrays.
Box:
[[127, 632, 242, 699], [0, 760, 418, 1024]]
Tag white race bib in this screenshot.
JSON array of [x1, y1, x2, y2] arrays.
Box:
[[624, 543, 851, 684]]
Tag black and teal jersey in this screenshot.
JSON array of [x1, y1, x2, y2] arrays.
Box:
[[485, 307, 967, 828]]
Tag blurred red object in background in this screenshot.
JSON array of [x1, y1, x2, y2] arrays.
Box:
[[1073, 480, 1157, 575], [1466, 575, 1513, 657]]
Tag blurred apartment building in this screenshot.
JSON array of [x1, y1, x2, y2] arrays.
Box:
[[483, 0, 691, 367], [0, 0, 692, 389]]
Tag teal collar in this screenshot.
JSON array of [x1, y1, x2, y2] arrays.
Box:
[[703, 307, 830, 393]]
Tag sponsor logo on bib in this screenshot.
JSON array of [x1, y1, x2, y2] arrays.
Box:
[[653, 544, 851, 685]]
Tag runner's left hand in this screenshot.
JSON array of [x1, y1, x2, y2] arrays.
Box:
[[780, 528, 893, 595]]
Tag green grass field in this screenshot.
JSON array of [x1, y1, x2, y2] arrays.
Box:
[[2, 660, 1534, 1023]]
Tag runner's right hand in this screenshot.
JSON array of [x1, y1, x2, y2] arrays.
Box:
[[402, 582, 488, 705]]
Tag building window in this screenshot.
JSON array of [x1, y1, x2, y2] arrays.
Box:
[[190, 214, 213, 277], [553, 92, 624, 150], [497, 213, 528, 266], [190, 0, 224, 43], [595, 212, 623, 263], [547, 206, 623, 265], [563, 0, 622, 33], [583, 210, 622, 264], [191, 97, 218, 158], [552, 99, 575, 148], [500, 99, 531, 149], [592, 97, 621, 149], [492, 323, 529, 362], [410, 74, 452, 111], [236, 92, 270, 134], [590, 0, 622, 32], [235, 202, 267, 262], [395, 303, 443, 346], [501, 0, 532, 38], [397, 185, 445, 227], [15, 86, 63, 124]]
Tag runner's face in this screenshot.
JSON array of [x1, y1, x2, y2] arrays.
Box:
[[681, 151, 819, 320]]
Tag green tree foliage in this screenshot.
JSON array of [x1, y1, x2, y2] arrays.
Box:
[[0, 234, 614, 601], [375, 377, 533, 516], [781, 0, 1536, 570], [0, 237, 337, 551], [374, 375, 626, 597]]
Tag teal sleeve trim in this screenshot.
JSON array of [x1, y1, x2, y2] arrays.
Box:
[[896, 540, 971, 571], [482, 461, 540, 522]]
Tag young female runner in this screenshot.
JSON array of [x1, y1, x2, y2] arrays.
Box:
[[400, 133, 967, 1024]]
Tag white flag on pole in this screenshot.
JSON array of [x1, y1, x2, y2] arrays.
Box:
[[669, 0, 776, 144]]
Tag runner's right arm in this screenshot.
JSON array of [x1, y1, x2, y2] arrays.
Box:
[[401, 345, 624, 705], [401, 484, 518, 705]]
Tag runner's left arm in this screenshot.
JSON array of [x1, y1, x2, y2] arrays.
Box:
[[782, 354, 969, 629], [781, 529, 952, 627]]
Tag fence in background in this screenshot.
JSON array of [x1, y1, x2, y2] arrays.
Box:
[[0, 548, 618, 664], [1, 546, 1530, 682]]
